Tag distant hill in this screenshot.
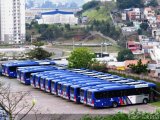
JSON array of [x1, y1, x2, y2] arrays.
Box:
[[81, 1, 116, 22]]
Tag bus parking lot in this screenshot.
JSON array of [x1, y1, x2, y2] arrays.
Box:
[[0, 76, 158, 115]]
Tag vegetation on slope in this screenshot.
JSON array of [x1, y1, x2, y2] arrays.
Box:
[[82, 1, 116, 22]]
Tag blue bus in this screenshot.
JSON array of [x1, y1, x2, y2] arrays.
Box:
[[70, 81, 108, 103], [93, 74, 112, 78], [57, 78, 94, 97], [86, 83, 156, 108], [17, 66, 42, 81], [50, 75, 90, 95], [80, 83, 121, 104], [2, 60, 55, 78], [17, 65, 56, 81], [17, 66, 44, 81], [35, 70, 67, 89], [100, 75, 120, 81], [61, 78, 105, 100], [30, 70, 58, 87], [20, 66, 57, 85], [41, 74, 83, 92], [45, 76, 88, 93]]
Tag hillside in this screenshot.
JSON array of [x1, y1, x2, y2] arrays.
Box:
[[82, 1, 116, 22]]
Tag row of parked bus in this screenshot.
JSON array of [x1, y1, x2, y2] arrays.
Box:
[[1, 60, 157, 108]]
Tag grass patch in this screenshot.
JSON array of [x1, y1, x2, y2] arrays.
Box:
[[83, 6, 111, 22], [151, 101, 160, 107]]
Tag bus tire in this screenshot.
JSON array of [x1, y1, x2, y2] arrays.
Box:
[[143, 98, 148, 104], [112, 102, 118, 108]]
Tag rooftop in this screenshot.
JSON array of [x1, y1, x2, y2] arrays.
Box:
[[41, 9, 74, 15]]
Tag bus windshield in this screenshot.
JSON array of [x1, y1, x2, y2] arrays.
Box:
[[51, 82, 55, 88], [87, 91, 92, 99], [63, 85, 67, 92], [45, 80, 48, 86], [40, 78, 43, 84], [80, 89, 84, 97], [57, 84, 61, 89]]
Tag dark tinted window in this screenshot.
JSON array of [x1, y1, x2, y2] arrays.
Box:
[[77, 88, 80, 94], [40, 78, 43, 83], [45, 80, 48, 85], [57, 84, 61, 89], [9, 67, 17, 72], [30, 75, 33, 81], [94, 88, 151, 99], [26, 73, 31, 78], [70, 87, 74, 94], [95, 92, 103, 99], [51, 82, 55, 88], [108, 90, 122, 98], [35, 77, 38, 81]]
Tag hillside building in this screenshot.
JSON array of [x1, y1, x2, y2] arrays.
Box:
[[37, 9, 78, 25]]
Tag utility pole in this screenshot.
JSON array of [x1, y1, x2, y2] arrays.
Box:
[[101, 42, 103, 58], [31, 35, 33, 44], [72, 38, 75, 50], [105, 40, 107, 53]]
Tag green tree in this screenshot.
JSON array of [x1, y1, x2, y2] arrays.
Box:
[[26, 42, 52, 60], [68, 47, 95, 69], [64, 24, 71, 31], [128, 59, 148, 74], [138, 29, 142, 35], [126, 21, 133, 27], [117, 0, 144, 9], [90, 61, 107, 72], [140, 22, 149, 31], [117, 49, 134, 62], [82, 1, 100, 11], [147, 0, 158, 7]]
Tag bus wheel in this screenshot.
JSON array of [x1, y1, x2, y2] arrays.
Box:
[[112, 102, 118, 108], [143, 98, 148, 104]]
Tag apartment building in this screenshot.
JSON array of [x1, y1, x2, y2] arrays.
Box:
[[0, 0, 25, 44]]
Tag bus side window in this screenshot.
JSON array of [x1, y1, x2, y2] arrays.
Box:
[[125, 89, 135, 96], [108, 90, 121, 98], [9, 67, 17, 72], [95, 92, 103, 99]]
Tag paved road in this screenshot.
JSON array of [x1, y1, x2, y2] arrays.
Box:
[[0, 76, 158, 115]]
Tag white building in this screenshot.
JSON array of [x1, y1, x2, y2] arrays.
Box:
[[0, 0, 25, 44], [152, 29, 160, 41], [37, 9, 78, 25], [150, 45, 160, 63]]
